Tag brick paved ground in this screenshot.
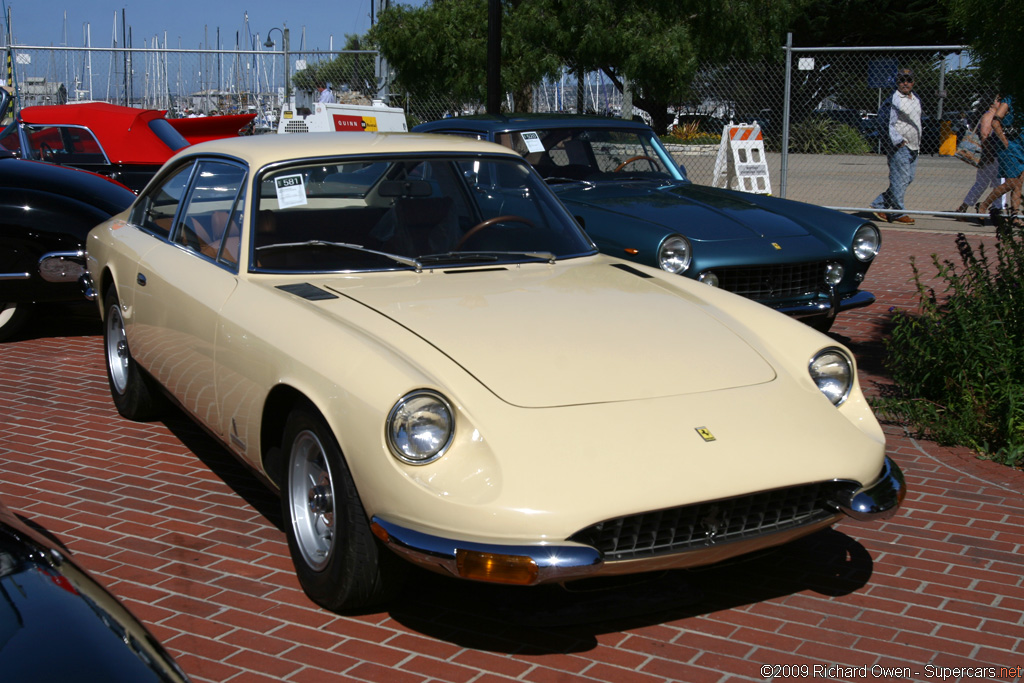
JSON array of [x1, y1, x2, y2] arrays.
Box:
[[1, 226, 1022, 683]]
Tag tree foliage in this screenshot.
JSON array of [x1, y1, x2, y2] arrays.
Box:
[[366, 0, 994, 132], [291, 34, 378, 99], [368, 0, 562, 119], [945, 0, 1024, 102], [369, 0, 799, 131], [790, 0, 963, 46]]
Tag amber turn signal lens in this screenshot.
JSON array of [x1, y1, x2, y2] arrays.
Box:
[[455, 549, 539, 585], [369, 522, 390, 543]]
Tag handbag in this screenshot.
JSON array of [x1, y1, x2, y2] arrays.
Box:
[[954, 128, 983, 167]]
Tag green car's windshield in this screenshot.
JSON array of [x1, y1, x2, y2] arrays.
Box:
[[495, 127, 686, 182], [252, 155, 596, 273]]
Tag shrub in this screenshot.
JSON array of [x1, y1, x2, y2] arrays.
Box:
[[790, 118, 871, 155], [664, 121, 720, 145], [874, 231, 1024, 467]]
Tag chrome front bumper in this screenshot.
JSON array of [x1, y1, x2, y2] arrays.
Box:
[[371, 517, 603, 584], [372, 456, 906, 585], [837, 456, 906, 521], [773, 288, 876, 320]]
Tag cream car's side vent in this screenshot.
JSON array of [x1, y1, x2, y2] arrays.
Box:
[[276, 283, 339, 300], [610, 263, 653, 279]]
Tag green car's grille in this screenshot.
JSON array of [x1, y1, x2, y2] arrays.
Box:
[[715, 261, 826, 300], [568, 481, 845, 562]]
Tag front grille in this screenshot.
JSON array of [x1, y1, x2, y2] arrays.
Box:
[[714, 261, 826, 300], [568, 481, 848, 562]]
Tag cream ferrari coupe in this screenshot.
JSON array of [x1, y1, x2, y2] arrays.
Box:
[[84, 133, 904, 612]]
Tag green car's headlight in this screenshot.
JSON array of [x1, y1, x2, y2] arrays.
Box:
[[852, 224, 881, 262], [809, 348, 853, 406], [658, 234, 692, 274], [386, 390, 454, 465]]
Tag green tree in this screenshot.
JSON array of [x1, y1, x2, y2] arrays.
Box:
[[369, 0, 799, 131], [945, 0, 1024, 101], [790, 0, 963, 46], [368, 0, 561, 118], [292, 34, 378, 98]]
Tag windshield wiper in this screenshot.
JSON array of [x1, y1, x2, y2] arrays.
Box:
[[420, 250, 557, 266], [255, 240, 422, 271]]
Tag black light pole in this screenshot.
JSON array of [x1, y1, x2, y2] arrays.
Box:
[[486, 0, 501, 114]]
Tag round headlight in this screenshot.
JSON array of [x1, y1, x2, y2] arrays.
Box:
[[825, 262, 844, 286], [809, 348, 853, 406], [386, 390, 454, 465], [658, 235, 692, 274], [852, 224, 881, 262], [698, 271, 720, 287]]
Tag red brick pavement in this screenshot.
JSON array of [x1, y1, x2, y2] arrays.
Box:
[[1, 227, 1022, 683]]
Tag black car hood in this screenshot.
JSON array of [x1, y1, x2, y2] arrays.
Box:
[[0, 506, 190, 682], [554, 180, 811, 243], [0, 157, 136, 213]]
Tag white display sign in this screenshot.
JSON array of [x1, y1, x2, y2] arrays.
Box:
[[274, 174, 308, 208]]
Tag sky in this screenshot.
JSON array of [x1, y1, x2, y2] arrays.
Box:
[[1, 0, 423, 51]]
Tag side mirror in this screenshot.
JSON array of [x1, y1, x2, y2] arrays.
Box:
[[574, 215, 586, 230]]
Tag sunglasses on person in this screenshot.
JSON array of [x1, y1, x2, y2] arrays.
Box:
[[897, 76, 914, 83]]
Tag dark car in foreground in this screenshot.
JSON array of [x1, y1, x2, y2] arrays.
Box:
[[0, 497, 191, 681], [0, 151, 136, 340], [415, 114, 881, 331]]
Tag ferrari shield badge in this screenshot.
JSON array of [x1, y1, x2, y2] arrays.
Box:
[[696, 427, 716, 442]]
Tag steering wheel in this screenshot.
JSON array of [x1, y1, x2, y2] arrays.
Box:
[[614, 155, 658, 172], [455, 215, 536, 250], [38, 142, 55, 161]]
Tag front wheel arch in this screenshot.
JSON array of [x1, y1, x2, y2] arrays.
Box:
[[260, 385, 316, 489], [278, 400, 407, 611]]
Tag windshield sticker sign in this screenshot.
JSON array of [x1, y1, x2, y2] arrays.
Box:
[[520, 131, 545, 153], [275, 174, 308, 209]]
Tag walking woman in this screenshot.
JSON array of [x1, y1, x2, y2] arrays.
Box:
[[979, 94, 1024, 225]]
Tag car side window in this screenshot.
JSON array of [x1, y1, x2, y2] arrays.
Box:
[[173, 160, 247, 263], [130, 162, 195, 239]]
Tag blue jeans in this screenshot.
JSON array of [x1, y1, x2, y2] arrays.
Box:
[[871, 146, 918, 217]]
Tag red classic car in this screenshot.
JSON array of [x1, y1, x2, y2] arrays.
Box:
[[0, 101, 255, 191]]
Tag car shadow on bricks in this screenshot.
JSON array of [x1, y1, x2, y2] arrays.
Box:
[[387, 527, 872, 652], [159, 409, 284, 532]]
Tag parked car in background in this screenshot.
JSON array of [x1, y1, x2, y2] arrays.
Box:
[[85, 132, 903, 613], [0, 150, 136, 341], [0, 496, 191, 681], [0, 100, 254, 191], [415, 114, 882, 331]]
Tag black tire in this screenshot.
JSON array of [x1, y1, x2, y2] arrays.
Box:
[[0, 301, 32, 342], [280, 405, 406, 612], [103, 285, 163, 420]]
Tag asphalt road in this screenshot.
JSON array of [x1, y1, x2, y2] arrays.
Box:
[[678, 150, 1000, 227]]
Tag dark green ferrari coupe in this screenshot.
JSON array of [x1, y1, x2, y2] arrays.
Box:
[[415, 114, 880, 331]]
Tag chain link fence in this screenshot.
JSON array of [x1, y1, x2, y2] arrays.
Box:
[[4, 42, 996, 217], [667, 44, 996, 218]]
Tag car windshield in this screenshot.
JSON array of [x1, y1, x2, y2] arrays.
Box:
[[252, 155, 596, 273], [495, 127, 686, 182]]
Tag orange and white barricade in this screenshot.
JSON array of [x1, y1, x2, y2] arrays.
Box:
[[711, 122, 771, 194]]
